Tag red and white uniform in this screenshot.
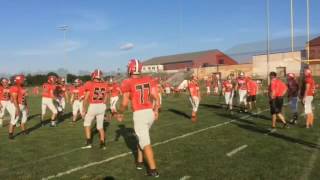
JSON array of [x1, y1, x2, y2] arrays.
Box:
[[10, 86, 28, 125], [212, 80, 219, 95], [237, 77, 247, 105], [121, 76, 156, 148], [188, 81, 200, 112], [55, 85, 67, 111], [164, 83, 171, 94], [304, 77, 315, 114], [110, 83, 121, 112], [70, 85, 85, 116], [223, 80, 234, 106], [0, 86, 15, 122], [206, 80, 211, 94], [83, 81, 109, 130], [247, 80, 258, 96], [41, 83, 58, 115]]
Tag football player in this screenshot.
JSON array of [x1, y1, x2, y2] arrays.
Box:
[[206, 77, 212, 95], [269, 72, 288, 129], [109, 79, 122, 114], [70, 79, 85, 124], [235, 72, 248, 112], [287, 73, 299, 124], [116, 59, 160, 177], [188, 75, 201, 122], [8, 75, 29, 139], [164, 82, 171, 95], [302, 68, 315, 128], [55, 77, 68, 113], [41, 75, 58, 127], [0, 78, 15, 127], [82, 69, 109, 149], [222, 76, 234, 110], [246, 76, 258, 112], [212, 74, 220, 96]]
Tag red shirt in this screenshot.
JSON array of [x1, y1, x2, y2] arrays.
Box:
[[42, 83, 56, 98], [121, 76, 155, 111], [56, 85, 67, 97], [269, 78, 287, 97], [223, 80, 233, 93], [206, 80, 211, 87], [247, 80, 258, 96], [188, 81, 200, 97], [70, 85, 85, 100], [110, 83, 121, 97], [237, 78, 247, 90], [0, 86, 11, 101], [305, 77, 315, 96], [10, 86, 27, 105], [84, 81, 110, 104]]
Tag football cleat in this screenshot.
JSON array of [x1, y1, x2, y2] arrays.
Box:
[[100, 142, 106, 150], [147, 169, 160, 178], [136, 162, 144, 170], [81, 144, 93, 149]]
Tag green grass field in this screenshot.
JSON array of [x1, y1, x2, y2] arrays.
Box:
[[0, 92, 320, 180]]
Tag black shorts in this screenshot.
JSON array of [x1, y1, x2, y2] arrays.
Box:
[[247, 95, 256, 102], [270, 97, 284, 115]]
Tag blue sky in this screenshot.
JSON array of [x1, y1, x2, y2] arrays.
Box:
[[0, 0, 319, 74]]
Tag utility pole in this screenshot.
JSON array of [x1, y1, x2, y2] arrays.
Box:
[[57, 25, 69, 82]]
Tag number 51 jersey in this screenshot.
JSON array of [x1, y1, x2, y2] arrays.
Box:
[[121, 76, 156, 112], [84, 81, 110, 104]]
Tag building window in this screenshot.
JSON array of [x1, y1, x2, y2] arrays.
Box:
[[218, 59, 224, 64]]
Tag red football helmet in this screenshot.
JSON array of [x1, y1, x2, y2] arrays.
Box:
[[59, 77, 66, 84], [74, 78, 82, 86], [287, 73, 295, 79], [239, 72, 245, 78], [48, 75, 57, 84], [127, 58, 142, 75], [14, 75, 25, 85], [304, 68, 312, 77], [1, 78, 9, 87], [91, 69, 103, 80]]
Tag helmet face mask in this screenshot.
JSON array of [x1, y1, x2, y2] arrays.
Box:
[[14, 75, 25, 85], [74, 79, 82, 86], [48, 76, 57, 84]]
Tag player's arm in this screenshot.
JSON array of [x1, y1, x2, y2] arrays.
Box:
[[65, 90, 69, 103], [11, 93, 20, 117], [151, 88, 160, 119], [82, 91, 90, 115], [116, 92, 130, 122], [70, 93, 74, 104]]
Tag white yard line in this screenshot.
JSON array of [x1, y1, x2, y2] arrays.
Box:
[[226, 145, 248, 157], [42, 109, 270, 180], [180, 175, 191, 180]]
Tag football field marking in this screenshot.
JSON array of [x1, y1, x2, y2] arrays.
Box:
[[226, 144, 248, 157], [180, 175, 191, 180], [42, 108, 270, 180]]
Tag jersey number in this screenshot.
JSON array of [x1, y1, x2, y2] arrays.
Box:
[[135, 83, 151, 104], [93, 87, 106, 101]]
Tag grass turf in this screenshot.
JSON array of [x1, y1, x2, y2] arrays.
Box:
[[0, 92, 320, 180]]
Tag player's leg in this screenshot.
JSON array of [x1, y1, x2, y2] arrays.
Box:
[[0, 101, 5, 127], [8, 105, 19, 139], [275, 98, 287, 128], [41, 98, 47, 124], [193, 96, 200, 122], [47, 99, 58, 127], [96, 104, 107, 149], [82, 105, 95, 148], [305, 96, 313, 128], [133, 109, 159, 177], [72, 100, 79, 123], [20, 105, 28, 134]]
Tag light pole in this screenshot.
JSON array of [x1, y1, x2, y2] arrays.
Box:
[[290, 0, 294, 52], [57, 25, 69, 62], [266, 0, 270, 81], [306, 0, 310, 64]]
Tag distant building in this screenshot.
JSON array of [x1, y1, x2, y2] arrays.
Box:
[[142, 64, 164, 73], [307, 36, 320, 61], [143, 49, 238, 73], [252, 51, 304, 78]]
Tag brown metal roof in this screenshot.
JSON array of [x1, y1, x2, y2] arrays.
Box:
[[309, 36, 320, 46], [143, 49, 219, 65]]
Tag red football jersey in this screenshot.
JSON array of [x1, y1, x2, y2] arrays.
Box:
[[110, 83, 121, 97], [188, 81, 200, 97], [237, 78, 247, 90], [10, 86, 27, 105], [223, 80, 233, 93], [84, 81, 109, 104], [305, 77, 315, 96], [206, 80, 211, 87], [42, 83, 56, 98], [270, 78, 287, 97], [121, 76, 155, 111], [70, 85, 85, 100], [0, 86, 11, 101], [247, 80, 258, 96], [56, 85, 67, 97]]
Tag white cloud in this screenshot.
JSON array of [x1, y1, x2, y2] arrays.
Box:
[[120, 42, 134, 51]]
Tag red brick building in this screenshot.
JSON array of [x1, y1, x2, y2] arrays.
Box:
[[143, 49, 238, 71], [308, 36, 320, 60]]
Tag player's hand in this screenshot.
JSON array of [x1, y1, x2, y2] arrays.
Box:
[[116, 113, 124, 122], [15, 109, 21, 118], [154, 111, 159, 121]]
